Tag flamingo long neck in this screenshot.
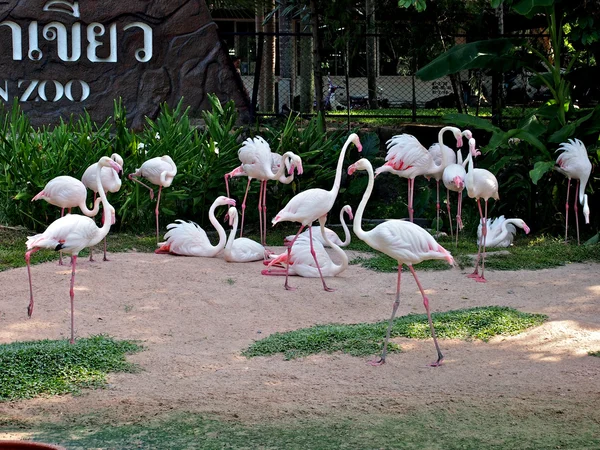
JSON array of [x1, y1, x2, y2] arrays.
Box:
[[437, 126, 458, 168], [272, 151, 295, 181], [225, 211, 238, 252], [319, 217, 348, 275], [208, 202, 228, 256], [95, 164, 113, 243], [352, 164, 375, 242], [331, 137, 353, 195], [79, 197, 102, 217], [578, 174, 589, 205], [466, 149, 475, 192], [339, 208, 351, 246]]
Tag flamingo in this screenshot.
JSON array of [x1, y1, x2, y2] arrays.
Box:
[[223, 206, 268, 262], [263, 206, 353, 278], [477, 216, 530, 248], [155, 196, 236, 257], [128, 155, 177, 245], [555, 138, 592, 245], [348, 158, 454, 367], [442, 130, 473, 244], [375, 126, 463, 223], [25, 156, 123, 344], [224, 136, 303, 244], [465, 137, 499, 283], [283, 205, 353, 248], [271, 133, 362, 291], [81, 153, 124, 261], [32, 176, 103, 266]]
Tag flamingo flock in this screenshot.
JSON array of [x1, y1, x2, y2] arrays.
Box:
[[23, 127, 593, 367]]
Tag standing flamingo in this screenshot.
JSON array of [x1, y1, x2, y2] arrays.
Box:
[[128, 155, 177, 245], [348, 158, 453, 366], [375, 126, 463, 222], [284, 205, 353, 247], [155, 196, 236, 256], [224, 136, 303, 244], [465, 137, 499, 283], [25, 156, 123, 344], [263, 206, 352, 278], [223, 206, 268, 262], [81, 153, 124, 261], [271, 133, 362, 291], [555, 138, 592, 245], [477, 216, 530, 248]]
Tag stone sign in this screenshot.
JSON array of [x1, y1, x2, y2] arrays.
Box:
[[0, 1, 250, 129]]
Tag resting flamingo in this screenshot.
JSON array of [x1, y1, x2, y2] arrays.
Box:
[[348, 158, 453, 366], [155, 196, 236, 257], [263, 206, 352, 278], [465, 137, 499, 283], [128, 155, 177, 245], [81, 153, 124, 261], [284, 205, 353, 248], [32, 176, 104, 265], [223, 206, 268, 262], [375, 126, 463, 222], [224, 136, 303, 244], [555, 138, 592, 245], [477, 216, 530, 248], [271, 133, 362, 291], [25, 156, 123, 344]]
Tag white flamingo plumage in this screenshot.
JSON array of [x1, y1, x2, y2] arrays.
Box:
[[25, 156, 123, 344], [155, 196, 236, 257], [465, 137, 499, 283], [223, 206, 268, 263], [224, 136, 303, 245], [375, 126, 463, 223], [128, 155, 177, 245], [555, 138, 592, 245], [271, 133, 362, 291], [81, 153, 124, 261], [283, 205, 353, 248], [263, 206, 353, 278], [477, 216, 530, 248], [348, 158, 453, 366]]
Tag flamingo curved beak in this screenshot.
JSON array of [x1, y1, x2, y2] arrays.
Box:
[[348, 164, 357, 176], [453, 176, 464, 190], [523, 223, 531, 234]]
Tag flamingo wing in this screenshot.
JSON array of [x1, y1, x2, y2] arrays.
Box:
[[272, 189, 332, 226], [556, 138, 592, 178], [33, 176, 86, 207], [158, 220, 213, 256], [226, 237, 265, 262], [26, 214, 99, 253]]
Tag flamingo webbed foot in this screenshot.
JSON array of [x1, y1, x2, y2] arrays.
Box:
[[284, 283, 297, 291], [475, 276, 487, 283], [367, 358, 385, 366], [27, 303, 33, 317], [429, 355, 444, 367], [466, 272, 479, 279]]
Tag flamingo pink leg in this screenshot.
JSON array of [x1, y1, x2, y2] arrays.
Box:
[[262, 180, 268, 245], [409, 265, 444, 366], [446, 188, 453, 241], [436, 180, 441, 236], [478, 200, 489, 282], [239, 178, 252, 238], [564, 179, 571, 243], [308, 225, 334, 292], [574, 180, 580, 245], [468, 198, 485, 280], [69, 255, 78, 344], [129, 175, 155, 200], [407, 178, 414, 222], [155, 186, 163, 245], [257, 180, 264, 244], [369, 264, 403, 366], [455, 191, 463, 247], [25, 248, 41, 317], [103, 237, 109, 261], [284, 225, 305, 290], [224, 174, 231, 198]]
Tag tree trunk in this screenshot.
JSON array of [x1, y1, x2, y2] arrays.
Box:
[[366, 0, 379, 109], [261, 0, 276, 112], [278, 0, 295, 113], [310, 0, 324, 127]]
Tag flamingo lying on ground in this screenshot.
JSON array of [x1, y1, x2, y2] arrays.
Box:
[[224, 136, 303, 244], [465, 137, 499, 283], [348, 158, 454, 367], [375, 126, 463, 223], [271, 133, 362, 291], [129, 155, 177, 245], [283, 205, 353, 248], [25, 156, 123, 344], [555, 138, 592, 245], [263, 206, 352, 278], [155, 196, 236, 257], [81, 153, 124, 261], [223, 206, 268, 263], [477, 216, 530, 248]]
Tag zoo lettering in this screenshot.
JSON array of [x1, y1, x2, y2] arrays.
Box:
[[0, 0, 153, 103]]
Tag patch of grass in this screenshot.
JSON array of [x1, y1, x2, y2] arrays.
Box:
[[21, 405, 600, 450], [589, 351, 600, 357], [242, 306, 547, 360], [0, 335, 142, 401]]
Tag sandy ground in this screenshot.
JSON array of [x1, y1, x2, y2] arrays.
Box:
[[0, 249, 599, 434]]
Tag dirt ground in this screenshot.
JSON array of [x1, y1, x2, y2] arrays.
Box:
[[0, 249, 599, 437]]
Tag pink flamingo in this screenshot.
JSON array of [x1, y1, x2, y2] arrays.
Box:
[[283, 205, 353, 248], [155, 196, 236, 257], [477, 216, 530, 248], [271, 133, 362, 291], [465, 137, 499, 283], [263, 206, 352, 278], [555, 138, 592, 245], [128, 155, 177, 245], [224, 136, 303, 244], [223, 206, 269, 262], [25, 156, 123, 344], [81, 153, 124, 261], [375, 126, 463, 222], [348, 158, 454, 366]]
